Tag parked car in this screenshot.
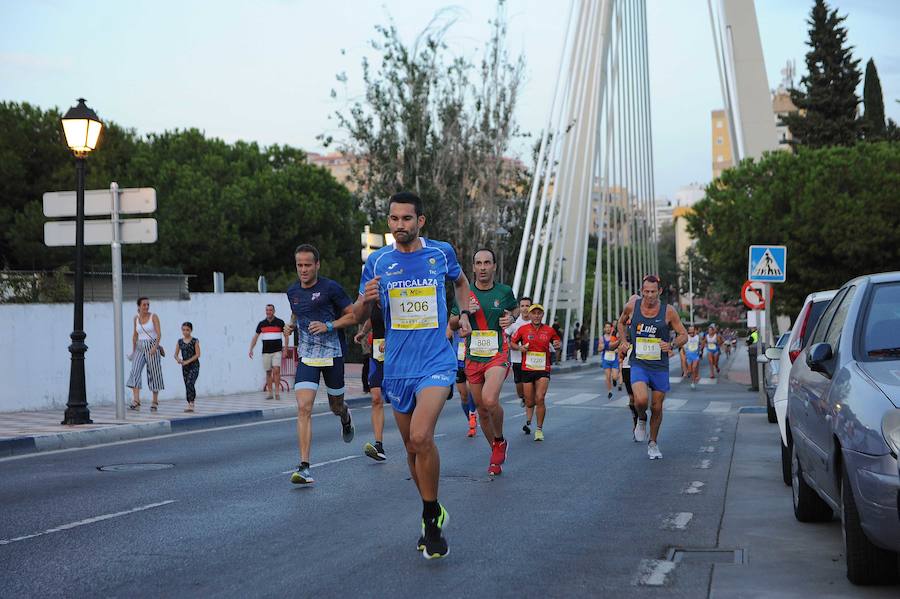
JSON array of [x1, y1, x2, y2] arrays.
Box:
[[763, 331, 792, 421], [787, 272, 900, 585], [768, 290, 838, 485]]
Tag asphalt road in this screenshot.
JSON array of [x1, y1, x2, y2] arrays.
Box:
[[0, 355, 755, 598]]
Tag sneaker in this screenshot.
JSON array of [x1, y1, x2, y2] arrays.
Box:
[[522, 422, 531, 435], [341, 408, 354, 443], [607, 391, 613, 399], [691, 382, 696, 390], [467, 412, 477, 438], [534, 429, 544, 442], [421, 504, 450, 560], [488, 463, 502, 476], [634, 420, 648, 443], [648, 441, 663, 460], [290, 464, 314, 485], [364, 441, 386, 461], [491, 439, 508, 465]]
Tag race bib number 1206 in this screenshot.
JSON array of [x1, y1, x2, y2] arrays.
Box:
[[389, 287, 438, 330]]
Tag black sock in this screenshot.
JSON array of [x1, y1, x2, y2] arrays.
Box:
[[422, 499, 440, 521], [375, 440, 383, 449], [300, 461, 310, 470], [494, 436, 505, 444]]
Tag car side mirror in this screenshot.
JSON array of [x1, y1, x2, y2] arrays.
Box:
[[765, 347, 783, 361], [806, 343, 833, 376]]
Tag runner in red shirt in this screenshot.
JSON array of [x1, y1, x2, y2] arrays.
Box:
[[509, 304, 561, 441]]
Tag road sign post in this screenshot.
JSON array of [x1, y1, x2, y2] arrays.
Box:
[[746, 245, 787, 407], [44, 184, 157, 421]]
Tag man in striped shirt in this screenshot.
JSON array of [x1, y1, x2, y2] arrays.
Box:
[[249, 304, 288, 400]]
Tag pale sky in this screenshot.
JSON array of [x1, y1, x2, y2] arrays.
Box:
[[2, 0, 898, 199]]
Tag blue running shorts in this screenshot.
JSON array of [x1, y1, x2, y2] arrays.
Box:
[[295, 357, 345, 396], [685, 351, 700, 365], [368, 358, 384, 390], [383, 370, 455, 414], [629, 363, 670, 393]]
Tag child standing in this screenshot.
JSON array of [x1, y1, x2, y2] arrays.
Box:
[[174, 322, 201, 412]]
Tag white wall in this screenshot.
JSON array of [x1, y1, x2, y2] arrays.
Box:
[[0, 293, 293, 412]]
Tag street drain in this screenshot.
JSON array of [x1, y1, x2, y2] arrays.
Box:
[[667, 548, 745, 564], [97, 463, 174, 472]]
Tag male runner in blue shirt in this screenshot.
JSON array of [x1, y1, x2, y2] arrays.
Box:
[[352, 192, 473, 560], [285, 244, 357, 485]]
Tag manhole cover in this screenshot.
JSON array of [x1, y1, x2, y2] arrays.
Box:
[[97, 463, 174, 472], [667, 548, 745, 564]]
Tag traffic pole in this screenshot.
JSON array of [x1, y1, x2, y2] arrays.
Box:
[[111, 182, 125, 420]]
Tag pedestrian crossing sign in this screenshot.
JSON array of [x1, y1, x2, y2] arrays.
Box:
[[748, 245, 786, 283]]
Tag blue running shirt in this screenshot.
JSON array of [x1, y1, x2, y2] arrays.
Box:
[[359, 239, 462, 379], [287, 276, 352, 359]]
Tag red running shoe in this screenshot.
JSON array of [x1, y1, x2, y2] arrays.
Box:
[[467, 412, 477, 438], [491, 439, 508, 465], [488, 463, 502, 476]]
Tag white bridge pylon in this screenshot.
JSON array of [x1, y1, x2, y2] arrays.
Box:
[[513, 0, 658, 358]]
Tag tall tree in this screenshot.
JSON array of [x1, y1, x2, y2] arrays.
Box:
[[329, 2, 527, 276], [780, 0, 861, 148], [685, 142, 900, 317], [862, 58, 886, 139]]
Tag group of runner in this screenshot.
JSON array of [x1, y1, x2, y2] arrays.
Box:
[[278, 191, 701, 560]]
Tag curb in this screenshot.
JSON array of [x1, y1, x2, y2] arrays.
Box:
[[0, 394, 374, 459], [738, 406, 767, 414]]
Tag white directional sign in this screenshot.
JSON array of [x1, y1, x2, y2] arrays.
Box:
[[44, 218, 158, 247], [42, 188, 156, 218], [748, 245, 787, 283]]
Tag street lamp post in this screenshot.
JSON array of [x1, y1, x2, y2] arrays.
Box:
[[60, 98, 103, 425]]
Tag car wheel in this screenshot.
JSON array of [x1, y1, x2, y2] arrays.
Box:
[[780, 437, 791, 486], [791, 439, 832, 522], [766, 395, 777, 424], [841, 466, 899, 585]]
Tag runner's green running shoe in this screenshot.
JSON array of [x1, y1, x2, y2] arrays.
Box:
[[290, 464, 314, 485], [534, 428, 544, 442], [421, 504, 450, 560]]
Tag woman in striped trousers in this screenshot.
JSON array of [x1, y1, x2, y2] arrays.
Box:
[[127, 297, 165, 410]]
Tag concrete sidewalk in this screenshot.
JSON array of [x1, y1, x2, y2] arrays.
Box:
[[710, 412, 897, 597], [0, 357, 600, 458]]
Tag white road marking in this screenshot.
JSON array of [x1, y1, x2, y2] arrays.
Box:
[[635, 559, 677, 586], [0, 500, 176, 546], [695, 459, 712, 469], [663, 399, 688, 411], [661, 512, 693, 530], [699, 446, 716, 453], [708, 436, 720, 442], [703, 401, 731, 413], [0, 405, 377, 463], [555, 393, 599, 406], [682, 481, 705, 495], [698, 377, 717, 385], [668, 377, 683, 384]]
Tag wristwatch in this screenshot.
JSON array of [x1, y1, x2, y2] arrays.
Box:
[[460, 310, 472, 318]]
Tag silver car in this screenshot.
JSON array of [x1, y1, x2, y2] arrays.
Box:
[[788, 271, 900, 585]]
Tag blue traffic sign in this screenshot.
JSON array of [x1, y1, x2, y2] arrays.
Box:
[[748, 245, 786, 283]]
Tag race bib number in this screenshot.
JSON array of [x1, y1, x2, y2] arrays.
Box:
[[708, 342, 717, 351], [301, 356, 334, 367], [687, 340, 699, 352], [469, 330, 499, 358], [603, 350, 616, 361], [373, 338, 385, 362], [635, 338, 661, 361], [389, 287, 438, 330], [524, 351, 547, 371], [457, 341, 466, 361]]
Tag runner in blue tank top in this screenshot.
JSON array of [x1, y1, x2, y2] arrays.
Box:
[[352, 192, 473, 560], [617, 275, 688, 460]]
